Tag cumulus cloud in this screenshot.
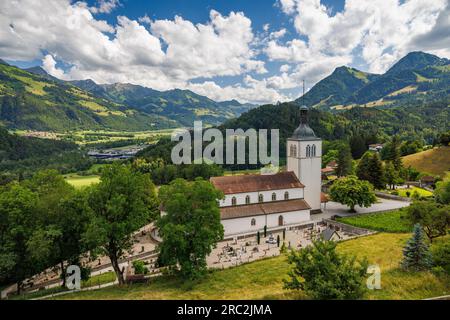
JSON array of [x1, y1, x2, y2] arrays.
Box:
[[187, 78, 290, 104], [274, 0, 448, 76], [0, 0, 271, 103], [42, 54, 68, 80], [90, 0, 121, 14], [1, 0, 449, 105]]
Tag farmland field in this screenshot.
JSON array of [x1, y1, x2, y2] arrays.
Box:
[[64, 174, 100, 188], [336, 209, 412, 233], [402, 146, 450, 177]]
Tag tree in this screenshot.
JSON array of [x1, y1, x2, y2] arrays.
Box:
[[356, 152, 385, 189], [401, 224, 432, 271], [349, 134, 366, 159], [435, 179, 450, 205], [404, 201, 450, 242], [438, 130, 450, 146], [329, 175, 377, 213], [284, 239, 368, 299], [382, 136, 403, 170], [356, 152, 371, 182], [368, 153, 385, 189], [22, 170, 92, 287], [83, 164, 158, 285], [157, 178, 224, 279], [0, 183, 39, 294], [257, 231, 260, 245], [263, 225, 267, 238], [384, 162, 401, 190], [336, 143, 353, 177]]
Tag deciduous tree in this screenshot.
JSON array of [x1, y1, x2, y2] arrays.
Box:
[[329, 175, 377, 213], [157, 178, 224, 279], [83, 164, 158, 285]]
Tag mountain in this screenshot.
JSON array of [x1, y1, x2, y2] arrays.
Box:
[[0, 63, 176, 131], [296, 51, 450, 110], [70, 80, 256, 127], [25, 66, 62, 83], [298, 66, 379, 108], [1, 63, 254, 131]]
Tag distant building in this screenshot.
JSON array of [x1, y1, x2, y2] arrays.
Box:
[[420, 175, 435, 188], [368, 143, 384, 152]]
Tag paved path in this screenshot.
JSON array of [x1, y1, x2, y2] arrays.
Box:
[[312, 197, 410, 221]]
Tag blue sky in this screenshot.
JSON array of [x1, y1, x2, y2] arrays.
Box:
[[1, 0, 449, 104]]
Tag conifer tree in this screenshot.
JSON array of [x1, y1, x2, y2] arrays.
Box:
[[401, 224, 432, 271], [368, 153, 385, 189]]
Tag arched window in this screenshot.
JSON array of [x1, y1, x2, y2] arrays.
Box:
[[278, 215, 284, 226], [258, 194, 264, 203], [245, 195, 251, 205], [272, 192, 277, 201], [251, 218, 256, 226], [284, 191, 289, 200], [289, 144, 297, 157], [231, 196, 237, 206], [311, 144, 316, 157], [306, 145, 311, 157]]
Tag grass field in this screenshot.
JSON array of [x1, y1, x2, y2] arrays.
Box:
[[54, 233, 449, 300], [81, 272, 116, 288], [64, 174, 100, 188], [402, 146, 450, 177], [336, 209, 412, 233], [394, 187, 433, 198]]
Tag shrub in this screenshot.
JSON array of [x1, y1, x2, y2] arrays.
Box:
[[133, 260, 148, 275], [284, 239, 368, 299], [431, 241, 450, 275]]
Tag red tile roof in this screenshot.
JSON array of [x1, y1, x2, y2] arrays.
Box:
[[321, 192, 330, 203], [220, 199, 311, 220], [321, 167, 334, 173], [210, 171, 304, 195]]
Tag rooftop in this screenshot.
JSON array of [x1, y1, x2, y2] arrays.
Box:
[[210, 171, 304, 195], [220, 199, 311, 220]]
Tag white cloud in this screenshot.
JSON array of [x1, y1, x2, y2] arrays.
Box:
[[187, 78, 291, 104], [280, 64, 290, 72], [0, 0, 273, 103], [275, 0, 448, 76], [269, 28, 287, 39], [42, 54, 67, 80], [90, 0, 121, 14], [138, 14, 151, 25]]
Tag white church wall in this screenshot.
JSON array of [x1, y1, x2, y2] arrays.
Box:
[[222, 215, 266, 236], [266, 210, 310, 229], [222, 209, 311, 237], [220, 188, 304, 207]]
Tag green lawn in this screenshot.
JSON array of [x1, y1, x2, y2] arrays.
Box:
[[82, 272, 116, 288], [336, 209, 412, 233], [53, 233, 449, 300], [392, 187, 433, 198], [64, 174, 100, 189]]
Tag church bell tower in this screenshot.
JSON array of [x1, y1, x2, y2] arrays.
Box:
[[287, 105, 322, 213]]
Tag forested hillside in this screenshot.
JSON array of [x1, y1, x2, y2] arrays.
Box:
[[0, 127, 91, 181]]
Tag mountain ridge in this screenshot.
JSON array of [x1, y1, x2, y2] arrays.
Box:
[[296, 51, 450, 110]]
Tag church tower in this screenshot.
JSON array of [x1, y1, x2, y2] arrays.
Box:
[[287, 105, 322, 213]]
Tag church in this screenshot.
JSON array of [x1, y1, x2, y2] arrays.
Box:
[[210, 105, 323, 237]]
